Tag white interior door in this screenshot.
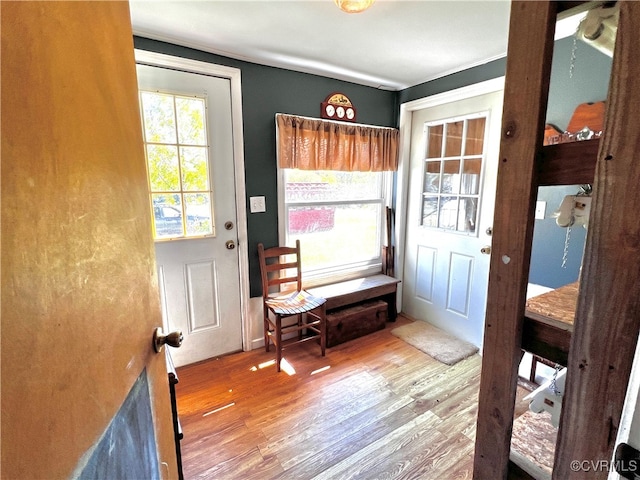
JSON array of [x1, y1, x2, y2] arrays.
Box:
[[136, 63, 242, 366], [402, 89, 503, 348]]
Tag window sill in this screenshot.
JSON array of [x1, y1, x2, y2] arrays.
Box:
[[302, 263, 383, 289]]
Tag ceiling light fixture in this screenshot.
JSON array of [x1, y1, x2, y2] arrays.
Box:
[[334, 0, 375, 14]]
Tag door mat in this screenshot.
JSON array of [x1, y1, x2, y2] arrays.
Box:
[[391, 321, 479, 365]]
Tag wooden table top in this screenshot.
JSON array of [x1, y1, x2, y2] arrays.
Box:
[[525, 282, 579, 331]]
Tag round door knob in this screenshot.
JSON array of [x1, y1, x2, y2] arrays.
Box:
[[481, 246, 492, 255], [153, 327, 183, 353], [225, 240, 236, 250]]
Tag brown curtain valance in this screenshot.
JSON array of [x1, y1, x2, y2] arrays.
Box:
[[276, 114, 399, 172]]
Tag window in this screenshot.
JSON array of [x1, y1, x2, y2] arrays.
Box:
[[281, 169, 389, 283], [276, 113, 398, 284], [139, 91, 213, 239], [421, 114, 487, 234]]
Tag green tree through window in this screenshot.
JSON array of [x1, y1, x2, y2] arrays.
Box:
[[140, 91, 213, 239]]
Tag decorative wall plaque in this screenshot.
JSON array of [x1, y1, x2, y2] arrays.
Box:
[[321, 92, 356, 122]]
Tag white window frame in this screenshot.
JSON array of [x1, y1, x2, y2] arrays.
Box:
[[277, 166, 393, 288], [140, 90, 215, 241], [418, 111, 490, 237]]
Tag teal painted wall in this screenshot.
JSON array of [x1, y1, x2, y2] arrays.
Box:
[[398, 57, 507, 106], [134, 38, 397, 296], [135, 33, 611, 295], [531, 36, 611, 288], [400, 36, 612, 288]]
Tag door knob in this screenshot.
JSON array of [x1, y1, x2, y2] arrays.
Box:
[[614, 442, 640, 478], [225, 240, 236, 250], [481, 246, 492, 255], [153, 327, 183, 353]]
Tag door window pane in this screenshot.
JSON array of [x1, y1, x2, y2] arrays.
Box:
[[465, 117, 486, 155], [141, 92, 177, 144], [424, 161, 441, 193], [152, 193, 183, 239], [444, 121, 463, 157], [441, 160, 461, 194], [141, 91, 214, 239], [427, 124, 443, 158], [438, 196, 458, 229], [185, 193, 212, 236], [420, 114, 486, 234], [176, 97, 207, 145], [461, 158, 482, 195], [458, 197, 478, 233], [422, 196, 439, 227], [147, 145, 180, 191], [180, 147, 209, 191]]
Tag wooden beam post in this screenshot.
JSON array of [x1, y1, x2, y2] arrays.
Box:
[[472, 2, 556, 478], [554, 3, 640, 478]]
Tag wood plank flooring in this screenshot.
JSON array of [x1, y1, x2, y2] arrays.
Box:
[[175, 315, 530, 479]]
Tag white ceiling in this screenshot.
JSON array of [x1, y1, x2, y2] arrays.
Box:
[[129, 0, 513, 91]]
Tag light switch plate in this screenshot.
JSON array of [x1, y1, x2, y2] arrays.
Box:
[[250, 196, 266, 213], [535, 200, 546, 219]]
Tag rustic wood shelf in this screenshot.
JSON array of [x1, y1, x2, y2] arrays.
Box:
[[521, 282, 577, 366], [537, 139, 599, 186]]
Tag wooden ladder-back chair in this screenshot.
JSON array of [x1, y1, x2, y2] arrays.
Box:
[[257, 240, 327, 372]]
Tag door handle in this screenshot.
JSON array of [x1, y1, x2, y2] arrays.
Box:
[[614, 442, 640, 479], [153, 327, 183, 353], [481, 246, 491, 255], [225, 240, 236, 250]]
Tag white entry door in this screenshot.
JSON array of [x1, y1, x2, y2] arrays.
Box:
[[136, 62, 243, 366], [402, 88, 503, 348]]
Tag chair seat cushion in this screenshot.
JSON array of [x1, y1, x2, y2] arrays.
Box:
[[266, 290, 326, 315]]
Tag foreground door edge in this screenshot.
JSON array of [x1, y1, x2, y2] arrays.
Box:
[[2, 3, 177, 478]]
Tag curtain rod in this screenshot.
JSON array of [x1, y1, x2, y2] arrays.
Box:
[[275, 113, 397, 131]]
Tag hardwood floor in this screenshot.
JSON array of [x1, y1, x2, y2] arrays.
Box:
[[175, 315, 529, 479]]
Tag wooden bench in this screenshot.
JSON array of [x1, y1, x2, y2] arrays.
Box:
[[308, 274, 400, 347], [308, 273, 400, 319]]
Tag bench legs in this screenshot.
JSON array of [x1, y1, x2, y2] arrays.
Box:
[[383, 292, 398, 322]]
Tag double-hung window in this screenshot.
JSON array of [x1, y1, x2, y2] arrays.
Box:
[[276, 114, 398, 285]]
